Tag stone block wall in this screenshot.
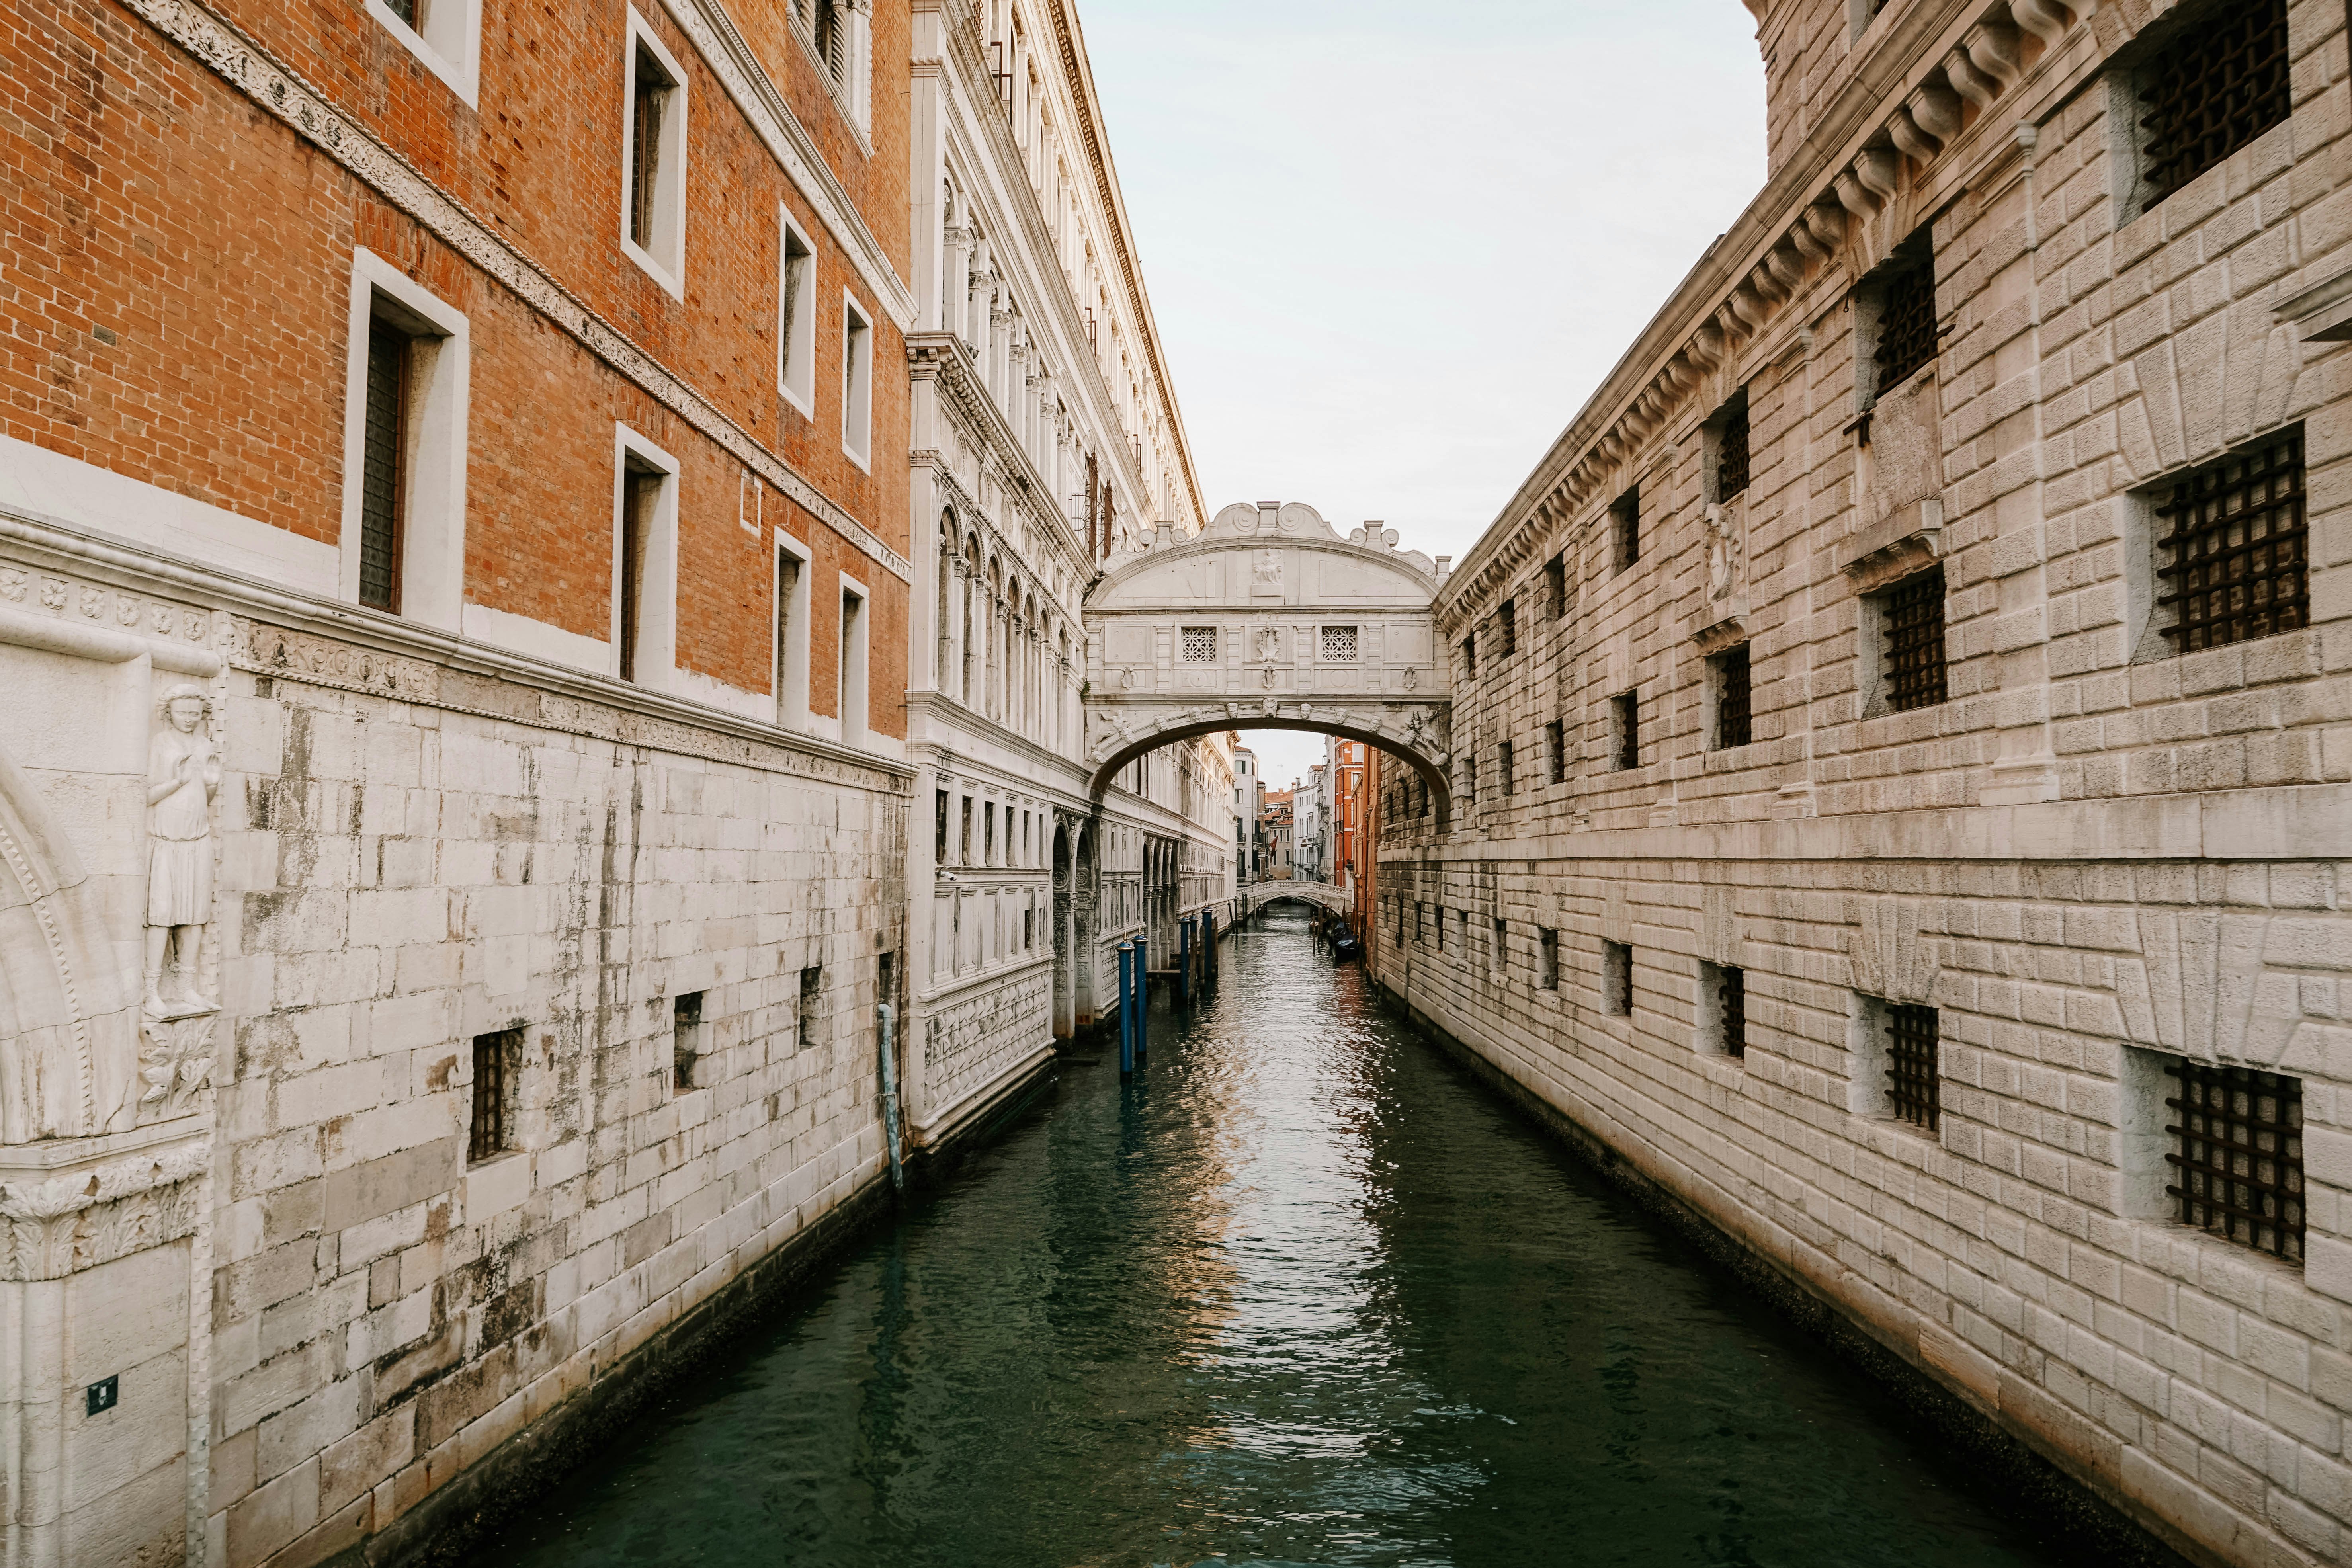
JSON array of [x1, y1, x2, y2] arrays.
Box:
[[1381, 2, 2352, 1564]]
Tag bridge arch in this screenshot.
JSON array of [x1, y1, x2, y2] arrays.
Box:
[[1080, 500, 1454, 824]]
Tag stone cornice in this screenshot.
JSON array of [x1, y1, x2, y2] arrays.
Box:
[[910, 333, 1091, 593], [0, 508, 913, 795], [1440, 0, 2103, 617], [122, 0, 912, 586]]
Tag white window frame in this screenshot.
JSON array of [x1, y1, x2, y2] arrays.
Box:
[[338, 248, 470, 633], [778, 207, 818, 418], [621, 11, 690, 300], [838, 571, 871, 745], [774, 529, 813, 730], [364, 0, 482, 106], [841, 291, 873, 469], [611, 425, 680, 691]]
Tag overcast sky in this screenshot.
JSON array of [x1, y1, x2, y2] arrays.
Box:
[[1075, 0, 1771, 790]]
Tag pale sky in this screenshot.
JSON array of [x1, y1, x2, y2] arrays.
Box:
[[1074, 0, 1772, 793]]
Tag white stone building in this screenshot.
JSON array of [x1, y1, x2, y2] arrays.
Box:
[[903, 0, 1233, 1128], [1374, 2, 2352, 1564]]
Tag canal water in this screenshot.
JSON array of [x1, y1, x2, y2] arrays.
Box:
[[476, 913, 2111, 1568]]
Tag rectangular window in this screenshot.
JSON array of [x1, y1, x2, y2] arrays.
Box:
[[1603, 941, 1632, 1017], [838, 578, 869, 743], [1320, 625, 1359, 662], [934, 789, 949, 863], [617, 459, 667, 684], [1611, 486, 1640, 573], [1712, 394, 1750, 503], [358, 320, 411, 613], [1460, 635, 1476, 679], [1713, 644, 1752, 749], [2151, 428, 2306, 653], [1497, 599, 1516, 657], [1870, 243, 1938, 400], [2137, 0, 2289, 211], [1181, 626, 1218, 662], [1024, 906, 1035, 951], [1545, 720, 1565, 784], [1880, 567, 1948, 712], [959, 796, 973, 864], [799, 965, 823, 1051], [985, 802, 996, 863], [1539, 928, 1559, 990], [672, 990, 703, 1093], [1463, 755, 1477, 804], [1545, 554, 1567, 619], [1456, 909, 1469, 957], [774, 536, 811, 728], [468, 1028, 518, 1162], [1702, 961, 1745, 1059], [366, 0, 482, 104], [778, 211, 817, 416], [1884, 1003, 1940, 1132], [1492, 917, 1508, 977], [1498, 739, 1514, 797], [2166, 1059, 2304, 1263], [1612, 690, 1640, 771], [842, 295, 873, 466], [1416, 901, 1426, 945], [622, 24, 688, 294]]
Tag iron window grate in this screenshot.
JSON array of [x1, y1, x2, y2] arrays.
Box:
[[1715, 644, 1752, 749], [1546, 720, 1566, 784], [2166, 1060, 2304, 1262], [1886, 1003, 1939, 1132], [1883, 568, 1948, 712], [1612, 488, 1641, 572], [2154, 428, 2306, 652], [1180, 626, 1218, 662], [1614, 691, 1640, 770], [1498, 599, 1517, 656], [359, 322, 407, 613], [2141, 0, 2290, 205], [1603, 942, 1632, 1016], [1716, 402, 1751, 502], [469, 1030, 514, 1163], [1874, 260, 1938, 393], [1546, 555, 1567, 619], [1720, 965, 1746, 1058]]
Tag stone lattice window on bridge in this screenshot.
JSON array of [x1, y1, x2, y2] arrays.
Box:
[[2151, 428, 2306, 653], [1181, 625, 1218, 662], [1321, 625, 1359, 662]]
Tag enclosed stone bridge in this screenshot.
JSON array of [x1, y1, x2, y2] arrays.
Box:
[[1081, 501, 1453, 822], [1236, 881, 1354, 918]]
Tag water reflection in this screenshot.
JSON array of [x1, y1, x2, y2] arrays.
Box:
[[477, 912, 2098, 1568]]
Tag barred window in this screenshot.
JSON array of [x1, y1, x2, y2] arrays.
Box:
[[1713, 398, 1750, 503], [469, 1029, 519, 1163], [1873, 256, 1937, 394], [1611, 486, 1640, 573], [1545, 719, 1566, 784], [1881, 568, 1948, 713], [1498, 599, 1517, 657], [1545, 554, 1567, 619], [2166, 1061, 2303, 1263], [1460, 635, 1476, 678], [1612, 690, 1640, 770], [1704, 961, 1746, 1058], [1539, 928, 1559, 990], [2153, 428, 2306, 653], [1713, 644, 1752, 749], [1886, 1004, 1939, 1132], [672, 991, 702, 1093], [1498, 739, 1515, 797], [799, 965, 823, 1050], [2140, 0, 2290, 207], [1180, 626, 1218, 662]]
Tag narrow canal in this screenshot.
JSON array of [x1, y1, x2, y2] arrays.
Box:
[[476, 912, 2131, 1567]]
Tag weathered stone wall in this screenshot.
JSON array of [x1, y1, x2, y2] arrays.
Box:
[[1379, 1, 2352, 1564], [209, 617, 907, 1566]]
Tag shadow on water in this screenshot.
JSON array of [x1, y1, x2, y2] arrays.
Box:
[[469, 912, 2130, 1568]]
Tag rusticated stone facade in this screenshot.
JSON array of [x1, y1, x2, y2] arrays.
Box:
[[1376, 2, 2352, 1565]]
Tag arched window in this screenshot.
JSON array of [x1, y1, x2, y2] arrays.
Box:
[[937, 512, 957, 695]]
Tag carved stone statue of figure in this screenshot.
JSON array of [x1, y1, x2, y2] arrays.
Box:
[[144, 683, 218, 1018], [1704, 502, 1744, 602]]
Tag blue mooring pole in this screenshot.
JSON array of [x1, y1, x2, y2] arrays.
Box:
[[1116, 941, 1135, 1077], [1178, 916, 1192, 1009], [1135, 934, 1149, 1062]]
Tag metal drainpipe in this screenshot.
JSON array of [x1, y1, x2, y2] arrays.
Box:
[[879, 1002, 904, 1195]]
